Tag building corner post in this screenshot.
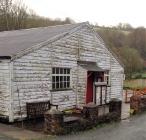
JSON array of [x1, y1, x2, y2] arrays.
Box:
[[9, 61, 14, 122]]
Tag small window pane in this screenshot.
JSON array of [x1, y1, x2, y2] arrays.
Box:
[[56, 76, 59, 82], [107, 77, 109, 84], [67, 69, 70, 74], [64, 76, 67, 81], [60, 82, 63, 88], [67, 82, 70, 88], [64, 69, 67, 74], [52, 76, 55, 83], [56, 68, 59, 74], [60, 68, 63, 74], [67, 76, 70, 82], [64, 82, 66, 88], [56, 82, 59, 89], [60, 76, 63, 82]]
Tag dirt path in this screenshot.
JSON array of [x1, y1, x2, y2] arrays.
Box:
[[53, 114, 146, 140]]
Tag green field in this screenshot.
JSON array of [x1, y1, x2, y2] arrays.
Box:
[[124, 79, 146, 89]]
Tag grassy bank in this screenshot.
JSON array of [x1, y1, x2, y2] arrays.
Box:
[[124, 79, 146, 89]]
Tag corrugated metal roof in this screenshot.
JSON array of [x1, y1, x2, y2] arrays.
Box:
[[0, 23, 81, 57]]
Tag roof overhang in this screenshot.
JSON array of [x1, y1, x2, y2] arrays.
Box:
[[77, 61, 106, 72], [0, 56, 11, 59]]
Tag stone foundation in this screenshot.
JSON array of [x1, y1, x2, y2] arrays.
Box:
[[130, 95, 146, 114], [109, 99, 122, 119], [44, 104, 121, 135], [44, 109, 64, 135]]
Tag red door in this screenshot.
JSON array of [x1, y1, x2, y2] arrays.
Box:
[[86, 71, 94, 104]]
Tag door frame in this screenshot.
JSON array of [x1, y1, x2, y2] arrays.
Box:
[[86, 71, 94, 104], [86, 71, 107, 105], [94, 85, 107, 105]]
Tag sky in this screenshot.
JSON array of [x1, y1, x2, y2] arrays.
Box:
[[24, 0, 146, 27]]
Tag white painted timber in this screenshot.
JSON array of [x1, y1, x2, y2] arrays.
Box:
[[4, 23, 124, 121], [0, 61, 10, 117]]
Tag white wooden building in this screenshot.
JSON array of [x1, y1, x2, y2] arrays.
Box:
[[0, 22, 124, 122]]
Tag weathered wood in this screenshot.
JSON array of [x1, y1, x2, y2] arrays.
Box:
[[0, 61, 10, 117], [26, 100, 58, 119], [0, 23, 124, 121]]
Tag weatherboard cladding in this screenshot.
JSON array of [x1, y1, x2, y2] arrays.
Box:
[[0, 22, 124, 121], [0, 62, 10, 116]]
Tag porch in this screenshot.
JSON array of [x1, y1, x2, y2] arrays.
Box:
[[78, 61, 110, 106]]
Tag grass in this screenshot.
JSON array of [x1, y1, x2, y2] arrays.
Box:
[[131, 71, 146, 79], [124, 79, 146, 90], [142, 73, 146, 78]]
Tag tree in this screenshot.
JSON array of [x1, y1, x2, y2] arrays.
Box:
[[128, 27, 146, 60], [96, 25, 145, 79], [117, 23, 133, 31], [0, 0, 74, 31], [11, 1, 28, 29], [119, 46, 143, 78], [0, 0, 12, 30], [98, 28, 127, 48]]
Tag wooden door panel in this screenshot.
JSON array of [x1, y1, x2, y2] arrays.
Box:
[[86, 72, 94, 104]]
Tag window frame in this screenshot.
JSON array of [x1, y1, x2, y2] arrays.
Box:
[[104, 71, 110, 86], [52, 67, 71, 91]]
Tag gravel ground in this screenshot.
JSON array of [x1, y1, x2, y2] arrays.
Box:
[[52, 114, 146, 140]]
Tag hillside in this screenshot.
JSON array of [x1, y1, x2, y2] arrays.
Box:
[[95, 25, 146, 78], [0, 0, 74, 31], [1, 0, 145, 79]]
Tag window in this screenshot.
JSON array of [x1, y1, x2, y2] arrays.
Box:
[[52, 67, 71, 90], [104, 71, 110, 86]]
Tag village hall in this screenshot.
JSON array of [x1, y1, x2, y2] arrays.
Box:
[[0, 22, 124, 122]]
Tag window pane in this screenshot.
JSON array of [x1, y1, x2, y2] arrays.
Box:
[[60, 68, 63, 74], [67, 76, 70, 82], [67, 69, 70, 74], [67, 82, 70, 88], [56, 82, 59, 89], [56, 76, 59, 82], [60, 81, 63, 88], [52, 76, 55, 83], [107, 76, 109, 85], [60, 76, 63, 82], [64, 82, 66, 88], [56, 68, 59, 74], [64, 69, 67, 74], [64, 76, 67, 81], [52, 68, 55, 74]]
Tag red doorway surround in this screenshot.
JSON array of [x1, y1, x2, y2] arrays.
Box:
[[86, 71, 94, 104]]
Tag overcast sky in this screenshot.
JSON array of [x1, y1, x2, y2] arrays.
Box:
[[24, 0, 146, 27]]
